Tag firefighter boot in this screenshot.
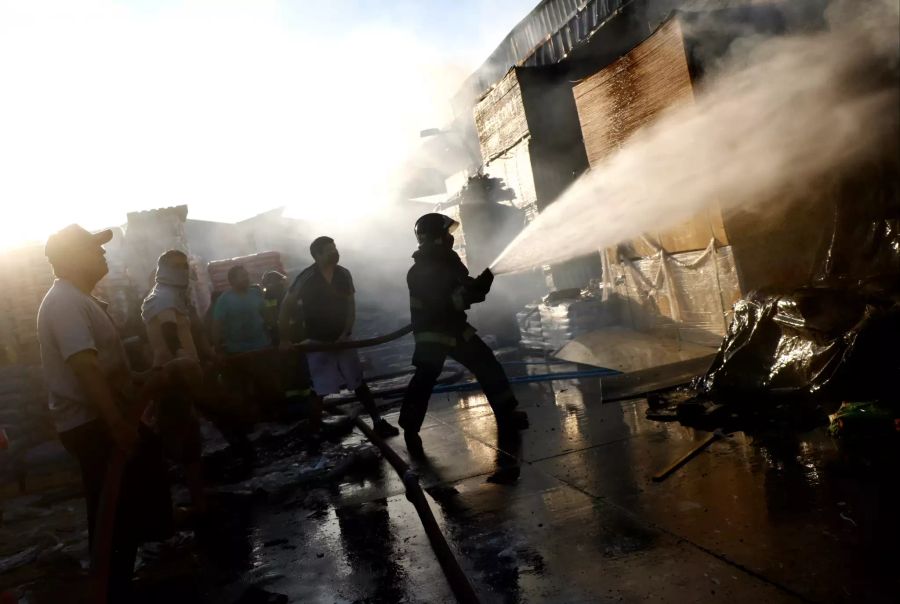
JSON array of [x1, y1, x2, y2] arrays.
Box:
[[496, 410, 530, 432]]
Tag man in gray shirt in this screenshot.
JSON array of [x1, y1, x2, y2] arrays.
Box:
[[37, 224, 171, 601]]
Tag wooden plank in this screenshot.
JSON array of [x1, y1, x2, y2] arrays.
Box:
[[652, 432, 719, 482], [474, 69, 528, 162], [574, 18, 729, 255]]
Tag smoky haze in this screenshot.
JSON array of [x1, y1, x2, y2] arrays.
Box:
[[491, 0, 900, 275]]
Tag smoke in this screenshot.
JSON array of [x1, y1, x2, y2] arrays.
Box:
[[0, 0, 536, 249], [491, 0, 900, 275]]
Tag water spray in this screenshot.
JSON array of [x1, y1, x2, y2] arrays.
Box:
[[489, 3, 899, 275]]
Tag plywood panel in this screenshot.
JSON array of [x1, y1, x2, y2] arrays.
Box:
[[474, 69, 528, 162], [483, 137, 539, 215], [574, 18, 728, 255]]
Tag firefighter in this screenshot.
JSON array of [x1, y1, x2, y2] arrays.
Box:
[[399, 213, 529, 454], [261, 270, 288, 346]]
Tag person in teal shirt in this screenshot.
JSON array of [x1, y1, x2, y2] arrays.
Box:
[[213, 265, 281, 417], [213, 266, 271, 353]]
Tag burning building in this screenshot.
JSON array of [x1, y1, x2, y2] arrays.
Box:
[[423, 0, 899, 371]]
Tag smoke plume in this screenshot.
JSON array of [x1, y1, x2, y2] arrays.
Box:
[[491, 0, 900, 274]]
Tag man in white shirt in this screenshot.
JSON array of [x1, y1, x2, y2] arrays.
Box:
[[38, 224, 171, 601]]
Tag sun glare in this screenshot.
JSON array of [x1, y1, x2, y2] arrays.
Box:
[[0, 2, 459, 253]]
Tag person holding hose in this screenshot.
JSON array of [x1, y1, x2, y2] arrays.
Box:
[[278, 236, 399, 438], [399, 213, 529, 455], [37, 225, 173, 602]]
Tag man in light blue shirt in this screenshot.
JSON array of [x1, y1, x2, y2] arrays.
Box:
[[213, 265, 281, 417], [212, 266, 270, 354]]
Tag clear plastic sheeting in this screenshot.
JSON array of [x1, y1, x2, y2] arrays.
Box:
[[698, 288, 900, 402], [608, 242, 736, 348], [517, 304, 547, 350]]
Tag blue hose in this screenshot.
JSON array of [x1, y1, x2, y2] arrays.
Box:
[[331, 367, 621, 404], [499, 360, 571, 366], [429, 367, 620, 394]]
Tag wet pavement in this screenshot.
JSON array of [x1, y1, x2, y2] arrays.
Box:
[[2, 363, 898, 603]]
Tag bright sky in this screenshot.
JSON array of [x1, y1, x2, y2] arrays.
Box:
[[0, 0, 537, 250]]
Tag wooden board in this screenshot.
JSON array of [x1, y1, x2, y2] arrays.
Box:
[[573, 18, 728, 255], [474, 69, 529, 162], [556, 326, 717, 374]]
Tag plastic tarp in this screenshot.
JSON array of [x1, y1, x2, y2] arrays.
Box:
[[609, 242, 737, 348], [698, 150, 900, 403], [698, 288, 900, 402]]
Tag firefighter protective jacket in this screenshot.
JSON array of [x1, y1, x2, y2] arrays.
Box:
[[407, 245, 491, 346]]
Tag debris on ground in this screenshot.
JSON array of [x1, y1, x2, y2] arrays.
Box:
[[828, 401, 900, 438]]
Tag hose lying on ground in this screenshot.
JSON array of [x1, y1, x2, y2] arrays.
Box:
[[97, 323, 612, 603], [336, 409, 482, 604], [92, 370, 171, 604], [368, 367, 621, 402]]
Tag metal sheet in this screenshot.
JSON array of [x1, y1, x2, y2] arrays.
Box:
[[463, 0, 627, 101], [556, 325, 717, 373]]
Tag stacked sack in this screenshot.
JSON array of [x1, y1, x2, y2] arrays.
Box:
[[538, 293, 615, 351], [517, 304, 548, 351]]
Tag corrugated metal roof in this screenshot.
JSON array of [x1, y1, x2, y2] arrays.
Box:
[[465, 0, 628, 100]]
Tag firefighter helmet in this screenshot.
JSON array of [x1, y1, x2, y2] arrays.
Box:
[[414, 213, 459, 245]]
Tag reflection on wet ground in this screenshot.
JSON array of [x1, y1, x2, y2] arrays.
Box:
[[2, 365, 898, 603]]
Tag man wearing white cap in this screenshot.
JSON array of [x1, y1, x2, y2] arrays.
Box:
[[37, 225, 171, 601]]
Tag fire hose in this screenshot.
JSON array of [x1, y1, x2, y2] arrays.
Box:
[[91, 374, 163, 604], [94, 323, 615, 603], [342, 411, 481, 603], [92, 324, 473, 603]]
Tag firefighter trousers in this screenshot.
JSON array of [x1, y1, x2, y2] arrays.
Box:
[[399, 332, 518, 434]]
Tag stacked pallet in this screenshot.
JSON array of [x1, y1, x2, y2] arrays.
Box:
[[0, 244, 55, 366], [572, 17, 741, 346], [124, 205, 191, 295], [573, 17, 729, 259], [475, 65, 601, 290]]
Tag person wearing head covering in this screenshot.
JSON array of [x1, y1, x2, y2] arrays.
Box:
[[37, 225, 173, 601], [142, 250, 201, 365], [261, 270, 288, 345], [141, 250, 209, 515], [399, 214, 529, 457]]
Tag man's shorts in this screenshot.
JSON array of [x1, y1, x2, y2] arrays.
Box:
[[306, 347, 364, 395]]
